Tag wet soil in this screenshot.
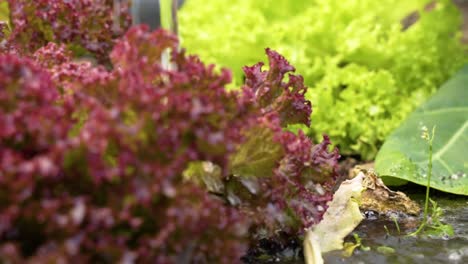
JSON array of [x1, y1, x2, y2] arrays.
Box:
[[323, 185, 468, 264], [242, 184, 467, 264]]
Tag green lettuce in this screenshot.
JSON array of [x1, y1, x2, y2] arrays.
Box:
[[179, 0, 467, 160]]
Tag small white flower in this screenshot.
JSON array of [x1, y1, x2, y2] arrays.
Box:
[[421, 125, 429, 140]]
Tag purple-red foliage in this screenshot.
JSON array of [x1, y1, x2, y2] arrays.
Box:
[[0, 26, 252, 263], [242, 48, 311, 127], [273, 132, 339, 229], [69, 27, 257, 182], [224, 52, 338, 233], [0, 54, 72, 178], [224, 119, 338, 234], [34, 43, 114, 99], [0, 21, 340, 263], [6, 0, 131, 62], [0, 22, 6, 41]]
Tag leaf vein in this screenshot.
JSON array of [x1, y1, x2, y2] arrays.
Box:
[[436, 158, 454, 175], [433, 120, 468, 160], [417, 107, 468, 116]]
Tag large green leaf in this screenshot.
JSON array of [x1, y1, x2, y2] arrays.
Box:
[[375, 65, 468, 195]]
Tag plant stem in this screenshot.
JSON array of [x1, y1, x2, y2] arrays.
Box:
[[423, 127, 435, 222], [160, 0, 178, 34], [160, 0, 178, 70], [409, 126, 435, 236]]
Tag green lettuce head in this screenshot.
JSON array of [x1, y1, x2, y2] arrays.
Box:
[[179, 0, 467, 160]]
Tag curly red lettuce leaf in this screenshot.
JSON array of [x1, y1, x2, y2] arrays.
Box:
[[226, 50, 338, 233], [6, 0, 131, 62], [242, 48, 311, 127], [1, 26, 253, 263], [0, 24, 340, 262], [0, 54, 72, 179], [225, 117, 339, 233]]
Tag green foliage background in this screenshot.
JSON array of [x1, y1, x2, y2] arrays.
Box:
[[179, 0, 467, 160]]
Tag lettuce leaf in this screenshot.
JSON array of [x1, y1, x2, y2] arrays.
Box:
[[180, 0, 467, 160], [375, 65, 468, 195]]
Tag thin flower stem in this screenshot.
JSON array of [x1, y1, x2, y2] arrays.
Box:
[[409, 126, 435, 237], [423, 127, 435, 221]]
